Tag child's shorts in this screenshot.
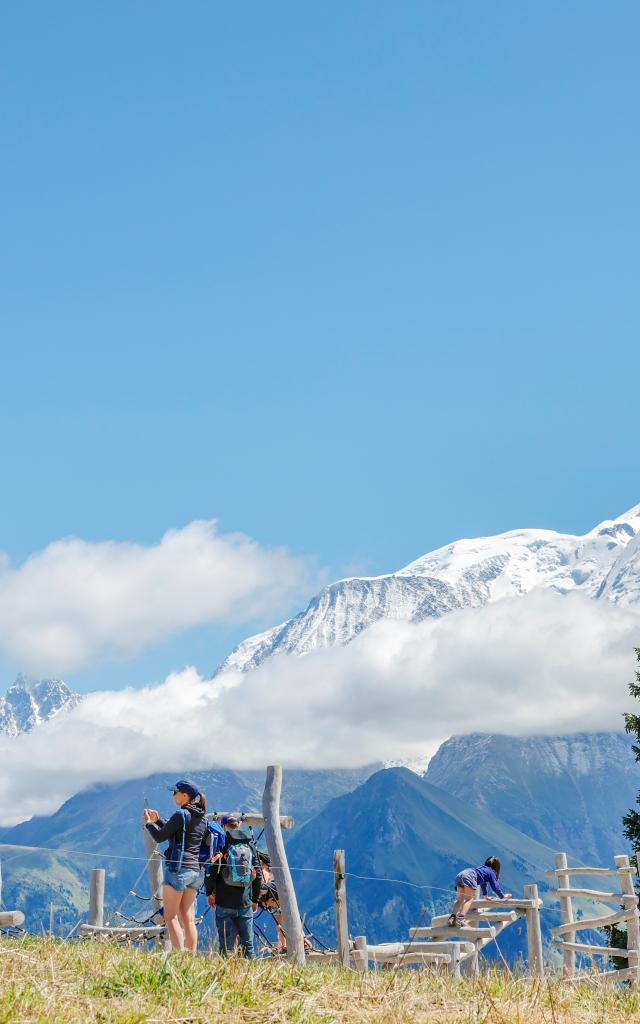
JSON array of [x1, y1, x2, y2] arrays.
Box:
[[454, 869, 478, 891]]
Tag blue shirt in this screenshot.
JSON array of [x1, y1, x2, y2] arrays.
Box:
[[473, 865, 505, 898]]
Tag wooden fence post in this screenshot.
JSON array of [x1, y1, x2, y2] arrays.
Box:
[[88, 868, 105, 928], [142, 823, 171, 950], [353, 934, 369, 972], [334, 849, 350, 968], [142, 825, 164, 913], [524, 883, 544, 978], [262, 765, 306, 966], [555, 853, 575, 978], [616, 855, 640, 984]]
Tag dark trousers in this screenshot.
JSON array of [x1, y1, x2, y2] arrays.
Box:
[[216, 905, 255, 959]]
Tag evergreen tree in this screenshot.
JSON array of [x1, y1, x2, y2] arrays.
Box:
[[607, 647, 640, 965], [623, 647, 640, 854]]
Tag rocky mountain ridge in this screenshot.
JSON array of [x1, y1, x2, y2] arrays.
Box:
[[217, 502, 640, 674], [0, 674, 80, 737]]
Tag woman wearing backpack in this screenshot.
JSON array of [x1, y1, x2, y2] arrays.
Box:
[[143, 779, 207, 953]]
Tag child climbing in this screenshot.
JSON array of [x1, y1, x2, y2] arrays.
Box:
[[448, 856, 512, 927]]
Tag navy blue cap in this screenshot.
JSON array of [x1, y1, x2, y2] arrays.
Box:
[[220, 813, 240, 827], [170, 779, 200, 800]]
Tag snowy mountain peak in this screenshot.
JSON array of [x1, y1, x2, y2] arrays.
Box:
[[216, 502, 640, 676], [0, 675, 81, 737]]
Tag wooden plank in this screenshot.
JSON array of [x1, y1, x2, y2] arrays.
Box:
[[0, 910, 25, 927], [565, 966, 640, 983], [396, 953, 451, 965], [400, 940, 475, 955], [207, 811, 295, 830], [410, 925, 492, 940], [546, 867, 628, 877], [552, 887, 632, 901], [416, 925, 496, 941], [431, 910, 517, 926], [553, 940, 637, 957], [552, 910, 634, 936], [79, 924, 167, 937], [469, 898, 541, 910], [616, 854, 640, 985], [262, 766, 305, 966], [305, 950, 340, 963]]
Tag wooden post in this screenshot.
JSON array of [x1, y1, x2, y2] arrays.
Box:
[[334, 849, 350, 968], [88, 868, 105, 928], [555, 853, 575, 978], [449, 942, 462, 977], [262, 765, 306, 966], [616, 855, 640, 984], [524, 883, 544, 978], [142, 826, 164, 913], [142, 823, 171, 950], [353, 934, 368, 972]]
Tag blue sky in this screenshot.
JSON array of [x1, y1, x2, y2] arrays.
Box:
[[1, 2, 639, 692]]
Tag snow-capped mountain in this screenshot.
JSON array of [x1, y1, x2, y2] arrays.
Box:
[[217, 502, 640, 674], [0, 674, 81, 737]]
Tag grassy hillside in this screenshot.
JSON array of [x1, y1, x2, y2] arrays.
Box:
[[0, 844, 88, 933], [0, 936, 637, 1024]]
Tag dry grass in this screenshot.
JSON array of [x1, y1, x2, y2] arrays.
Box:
[[0, 936, 638, 1024]]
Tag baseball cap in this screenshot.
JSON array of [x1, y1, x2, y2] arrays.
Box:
[[220, 813, 240, 827], [170, 779, 200, 800]]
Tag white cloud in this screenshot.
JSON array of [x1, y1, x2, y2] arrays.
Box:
[[0, 521, 312, 675], [0, 590, 638, 825]]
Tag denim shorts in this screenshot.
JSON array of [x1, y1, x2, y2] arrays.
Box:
[[163, 864, 200, 892], [455, 869, 478, 891]]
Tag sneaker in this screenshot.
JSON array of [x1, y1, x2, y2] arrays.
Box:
[[447, 913, 457, 928], [456, 916, 467, 927]]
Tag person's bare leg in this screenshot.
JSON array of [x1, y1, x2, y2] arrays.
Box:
[[459, 886, 476, 921], [451, 887, 464, 917], [178, 888, 198, 954], [163, 885, 185, 950]]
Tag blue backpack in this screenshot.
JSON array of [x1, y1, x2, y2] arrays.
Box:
[[168, 812, 226, 871], [222, 842, 255, 887]]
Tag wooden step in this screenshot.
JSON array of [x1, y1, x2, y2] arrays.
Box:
[[412, 925, 496, 942]]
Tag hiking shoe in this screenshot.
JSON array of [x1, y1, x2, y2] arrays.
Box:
[[447, 913, 457, 928]]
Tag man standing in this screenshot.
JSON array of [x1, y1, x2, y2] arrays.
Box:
[[205, 814, 262, 959]]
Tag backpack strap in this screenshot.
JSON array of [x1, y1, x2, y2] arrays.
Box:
[[172, 808, 190, 872]]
